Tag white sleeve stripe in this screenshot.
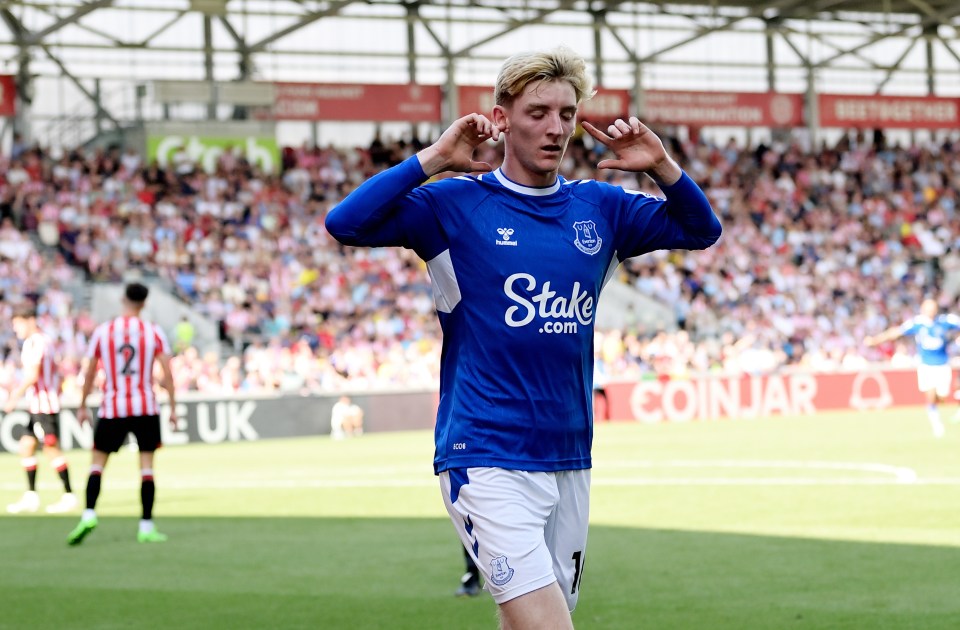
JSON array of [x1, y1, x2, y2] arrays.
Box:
[[624, 189, 664, 199], [601, 253, 620, 291], [426, 249, 461, 314]]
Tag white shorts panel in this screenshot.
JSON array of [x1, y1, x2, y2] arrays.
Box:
[[546, 469, 591, 610], [917, 364, 952, 397], [439, 467, 590, 611]]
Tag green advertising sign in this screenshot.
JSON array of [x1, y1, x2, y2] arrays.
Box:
[[147, 134, 280, 174]]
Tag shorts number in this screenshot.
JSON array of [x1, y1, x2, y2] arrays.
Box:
[[118, 343, 137, 376], [571, 550, 585, 595]]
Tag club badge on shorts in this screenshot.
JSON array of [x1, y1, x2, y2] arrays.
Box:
[[489, 555, 515, 586]]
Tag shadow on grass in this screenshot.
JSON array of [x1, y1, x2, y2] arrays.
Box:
[[1, 517, 958, 629]]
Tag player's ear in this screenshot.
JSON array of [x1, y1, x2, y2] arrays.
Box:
[[492, 105, 509, 132]]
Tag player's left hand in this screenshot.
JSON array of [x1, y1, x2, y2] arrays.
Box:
[[582, 117, 682, 185], [76, 406, 91, 425], [168, 410, 179, 430]]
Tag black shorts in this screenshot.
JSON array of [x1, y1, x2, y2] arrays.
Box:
[[27, 413, 61, 445], [93, 415, 162, 454]]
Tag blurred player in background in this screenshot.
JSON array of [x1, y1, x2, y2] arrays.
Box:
[[67, 283, 178, 545], [330, 395, 364, 440], [4, 304, 76, 514], [326, 46, 720, 629], [455, 545, 483, 597], [865, 298, 960, 438]]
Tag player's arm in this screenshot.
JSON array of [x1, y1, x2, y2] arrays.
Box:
[[644, 172, 722, 249], [865, 324, 907, 347], [3, 360, 39, 413], [599, 171, 721, 257], [325, 114, 498, 248], [77, 326, 105, 425], [156, 351, 178, 429], [583, 117, 721, 254], [324, 157, 430, 247], [151, 327, 178, 429], [942, 313, 960, 331], [76, 356, 99, 425]]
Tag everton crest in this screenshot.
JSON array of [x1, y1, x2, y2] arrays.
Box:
[[489, 555, 515, 586], [573, 220, 602, 255]]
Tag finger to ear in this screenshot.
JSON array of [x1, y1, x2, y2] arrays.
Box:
[[581, 121, 610, 143]]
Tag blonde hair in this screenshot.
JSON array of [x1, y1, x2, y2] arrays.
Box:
[[494, 47, 594, 107]]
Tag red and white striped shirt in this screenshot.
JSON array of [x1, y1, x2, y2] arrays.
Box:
[[86, 316, 171, 419], [20, 332, 61, 414]]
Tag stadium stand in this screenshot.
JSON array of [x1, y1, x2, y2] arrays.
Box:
[[1, 130, 958, 397]]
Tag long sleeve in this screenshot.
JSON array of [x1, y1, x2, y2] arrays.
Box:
[[659, 172, 723, 246], [613, 171, 722, 259], [324, 156, 430, 248]]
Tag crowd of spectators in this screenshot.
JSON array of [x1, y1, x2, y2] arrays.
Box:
[[615, 130, 960, 378], [1, 126, 958, 396]]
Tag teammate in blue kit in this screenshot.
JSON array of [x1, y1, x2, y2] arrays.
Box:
[[326, 47, 721, 629], [866, 298, 960, 438]]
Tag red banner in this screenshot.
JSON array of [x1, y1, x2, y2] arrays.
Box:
[[0, 75, 16, 117], [267, 82, 960, 129], [600, 369, 927, 423], [272, 82, 441, 122], [457, 86, 630, 123], [818, 94, 960, 129], [457, 85, 494, 117], [642, 90, 804, 127]]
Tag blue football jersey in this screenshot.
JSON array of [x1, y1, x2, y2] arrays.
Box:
[[898, 314, 960, 366], [326, 156, 721, 473]]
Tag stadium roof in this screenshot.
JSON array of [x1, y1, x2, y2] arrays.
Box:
[[0, 0, 957, 144], [660, 0, 958, 17]]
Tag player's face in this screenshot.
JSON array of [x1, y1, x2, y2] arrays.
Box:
[[921, 299, 938, 319], [11, 316, 28, 340], [496, 79, 578, 187]]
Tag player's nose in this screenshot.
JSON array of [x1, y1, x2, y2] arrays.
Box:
[[545, 112, 564, 136]]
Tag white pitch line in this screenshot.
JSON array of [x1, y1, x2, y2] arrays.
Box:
[[5, 477, 957, 492], [599, 460, 919, 483], [0, 460, 927, 491], [595, 477, 926, 486]]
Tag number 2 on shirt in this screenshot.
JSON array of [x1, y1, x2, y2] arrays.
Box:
[[118, 343, 137, 376]]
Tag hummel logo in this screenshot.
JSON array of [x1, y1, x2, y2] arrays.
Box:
[[496, 228, 518, 247]]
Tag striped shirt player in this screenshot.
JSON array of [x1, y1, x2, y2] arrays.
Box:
[[326, 47, 722, 627], [21, 332, 61, 415], [70, 282, 178, 546], [86, 315, 172, 419], [866, 297, 960, 438], [5, 308, 75, 515]]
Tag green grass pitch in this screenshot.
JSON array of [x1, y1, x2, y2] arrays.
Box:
[[2, 407, 960, 629]]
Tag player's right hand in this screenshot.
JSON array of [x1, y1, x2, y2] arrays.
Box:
[[76, 407, 91, 425], [417, 113, 500, 176]]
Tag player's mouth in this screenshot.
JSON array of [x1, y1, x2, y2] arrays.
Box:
[[541, 144, 562, 155]]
